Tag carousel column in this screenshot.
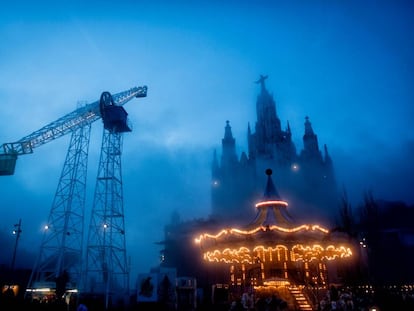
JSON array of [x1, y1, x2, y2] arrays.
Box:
[[230, 265, 235, 286], [257, 249, 266, 282], [322, 263, 328, 286], [284, 248, 289, 279], [305, 262, 310, 279], [261, 262, 265, 281], [318, 262, 323, 285]]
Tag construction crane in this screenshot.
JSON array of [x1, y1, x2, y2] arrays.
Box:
[[0, 85, 147, 308], [0, 86, 146, 174]]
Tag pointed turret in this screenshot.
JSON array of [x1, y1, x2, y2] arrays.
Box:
[[221, 120, 238, 169], [324, 144, 332, 165], [240, 151, 249, 166], [301, 116, 322, 161], [212, 149, 220, 177], [304, 116, 315, 136], [224, 120, 234, 140], [323, 144, 336, 185], [247, 122, 256, 160], [285, 121, 293, 143]]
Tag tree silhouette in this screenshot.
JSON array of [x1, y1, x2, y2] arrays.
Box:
[[357, 190, 380, 285], [336, 187, 355, 237]]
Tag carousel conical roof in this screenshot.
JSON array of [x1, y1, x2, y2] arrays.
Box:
[[246, 168, 295, 230]]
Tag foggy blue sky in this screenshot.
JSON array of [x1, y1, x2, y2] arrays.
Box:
[[1, 0, 414, 281]]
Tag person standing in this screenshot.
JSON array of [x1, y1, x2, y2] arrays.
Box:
[[77, 302, 88, 311]]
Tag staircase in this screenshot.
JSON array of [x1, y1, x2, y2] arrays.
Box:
[[288, 286, 313, 311]]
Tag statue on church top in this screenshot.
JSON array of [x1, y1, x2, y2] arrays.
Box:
[[255, 74, 268, 90]]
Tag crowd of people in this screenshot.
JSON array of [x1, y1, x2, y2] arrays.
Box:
[[223, 284, 414, 311], [228, 293, 288, 311], [312, 285, 414, 311], [2, 284, 414, 310]]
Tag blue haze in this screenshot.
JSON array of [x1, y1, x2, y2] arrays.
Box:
[[0, 1, 413, 283]]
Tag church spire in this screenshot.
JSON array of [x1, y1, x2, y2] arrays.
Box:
[[224, 120, 234, 140], [286, 121, 292, 141], [302, 116, 320, 156], [324, 144, 332, 164], [221, 120, 238, 169], [254, 75, 282, 157], [323, 144, 336, 186], [212, 149, 219, 173], [304, 116, 315, 135], [247, 122, 255, 160]]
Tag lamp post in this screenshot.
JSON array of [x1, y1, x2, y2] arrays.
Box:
[[11, 218, 22, 272]]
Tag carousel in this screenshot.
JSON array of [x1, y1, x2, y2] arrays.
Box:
[[195, 169, 353, 308]]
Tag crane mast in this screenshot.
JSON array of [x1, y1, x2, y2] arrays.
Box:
[[6, 85, 148, 309]]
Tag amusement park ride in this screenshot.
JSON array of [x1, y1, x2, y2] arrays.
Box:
[[0, 85, 148, 306]]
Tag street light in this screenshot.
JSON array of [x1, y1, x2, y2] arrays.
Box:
[[11, 219, 22, 272]]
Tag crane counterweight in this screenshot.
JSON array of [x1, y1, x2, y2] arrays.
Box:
[[0, 153, 18, 175]]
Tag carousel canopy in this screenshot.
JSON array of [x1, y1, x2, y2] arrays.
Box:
[[195, 169, 352, 264]]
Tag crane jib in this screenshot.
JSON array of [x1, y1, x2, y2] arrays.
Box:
[[0, 85, 147, 175]]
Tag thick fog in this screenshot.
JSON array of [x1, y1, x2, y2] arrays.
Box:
[[0, 1, 413, 284]]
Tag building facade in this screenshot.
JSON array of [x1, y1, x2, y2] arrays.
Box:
[[211, 75, 338, 225]]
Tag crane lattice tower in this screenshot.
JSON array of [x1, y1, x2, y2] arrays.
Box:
[[26, 124, 92, 297], [80, 91, 132, 306]]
